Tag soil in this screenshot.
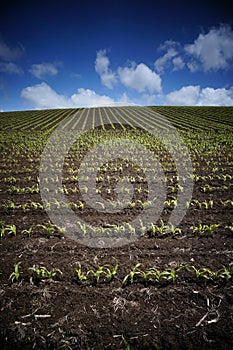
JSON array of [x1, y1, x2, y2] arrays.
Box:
[[0, 120, 233, 349]]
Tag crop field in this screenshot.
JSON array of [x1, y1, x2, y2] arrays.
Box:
[[0, 106, 233, 349]]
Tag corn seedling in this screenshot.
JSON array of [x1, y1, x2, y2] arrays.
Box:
[[104, 262, 119, 281], [125, 223, 136, 236], [87, 265, 108, 283], [139, 268, 155, 284], [164, 198, 178, 208], [217, 266, 231, 281], [193, 199, 214, 210], [1, 224, 17, 238], [167, 224, 182, 236], [186, 266, 214, 280], [21, 227, 33, 237], [150, 220, 168, 236], [29, 266, 63, 280], [37, 223, 64, 236], [9, 262, 21, 283], [160, 268, 178, 282], [2, 200, 16, 210], [75, 264, 87, 282], [191, 223, 220, 236], [123, 263, 141, 285], [77, 221, 88, 235], [148, 268, 175, 283], [221, 199, 233, 208], [122, 335, 131, 350]]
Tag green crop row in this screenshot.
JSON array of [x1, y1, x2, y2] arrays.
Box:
[[7, 261, 233, 286]]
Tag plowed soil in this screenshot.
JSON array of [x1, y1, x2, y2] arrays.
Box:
[[0, 110, 233, 349]]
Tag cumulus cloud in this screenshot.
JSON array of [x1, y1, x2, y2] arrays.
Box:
[[21, 82, 69, 108], [95, 50, 117, 89], [118, 63, 162, 93], [0, 62, 23, 75], [154, 24, 233, 73], [154, 48, 177, 73], [166, 86, 200, 105], [197, 87, 233, 106], [154, 40, 182, 73], [185, 24, 233, 71], [29, 62, 59, 79], [154, 41, 180, 73], [172, 56, 185, 71], [21, 82, 133, 109], [95, 50, 162, 94], [166, 85, 233, 106]]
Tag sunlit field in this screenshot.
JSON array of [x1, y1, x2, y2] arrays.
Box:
[[0, 106, 233, 349]]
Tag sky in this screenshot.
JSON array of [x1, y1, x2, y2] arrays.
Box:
[[0, 0, 233, 111]]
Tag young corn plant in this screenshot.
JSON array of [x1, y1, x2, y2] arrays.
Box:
[[21, 227, 33, 237], [160, 268, 179, 282], [149, 267, 178, 284], [217, 265, 232, 281], [87, 265, 108, 283], [37, 223, 64, 236], [1, 224, 17, 238], [29, 266, 63, 280], [139, 268, 155, 285], [104, 262, 119, 282], [186, 266, 214, 280], [221, 200, 233, 208], [191, 223, 220, 236], [122, 335, 131, 350], [123, 263, 141, 285], [150, 221, 168, 237], [75, 264, 87, 283], [164, 198, 178, 209], [167, 224, 182, 236], [9, 262, 21, 283], [193, 199, 214, 210]]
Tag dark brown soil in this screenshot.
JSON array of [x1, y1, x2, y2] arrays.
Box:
[[1, 177, 233, 350], [0, 232, 233, 350], [0, 118, 233, 349]]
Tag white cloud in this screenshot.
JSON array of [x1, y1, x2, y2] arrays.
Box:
[[166, 85, 233, 106], [95, 50, 162, 94], [21, 82, 69, 108], [95, 50, 117, 89], [154, 25, 233, 73], [0, 62, 23, 75], [166, 86, 200, 105], [154, 48, 178, 73], [0, 39, 24, 61], [70, 88, 131, 107], [197, 87, 233, 106], [21, 82, 134, 109], [185, 24, 233, 71], [172, 56, 185, 71], [154, 40, 182, 73], [118, 63, 162, 93], [29, 62, 59, 79]]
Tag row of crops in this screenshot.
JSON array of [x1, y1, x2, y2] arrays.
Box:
[[0, 105, 233, 350], [0, 106, 232, 237], [1, 105, 233, 130]]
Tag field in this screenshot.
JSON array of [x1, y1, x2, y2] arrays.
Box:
[[0, 106, 233, 349]]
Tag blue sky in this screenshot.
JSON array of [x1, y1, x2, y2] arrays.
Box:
[[0, 0, 233, 111]]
